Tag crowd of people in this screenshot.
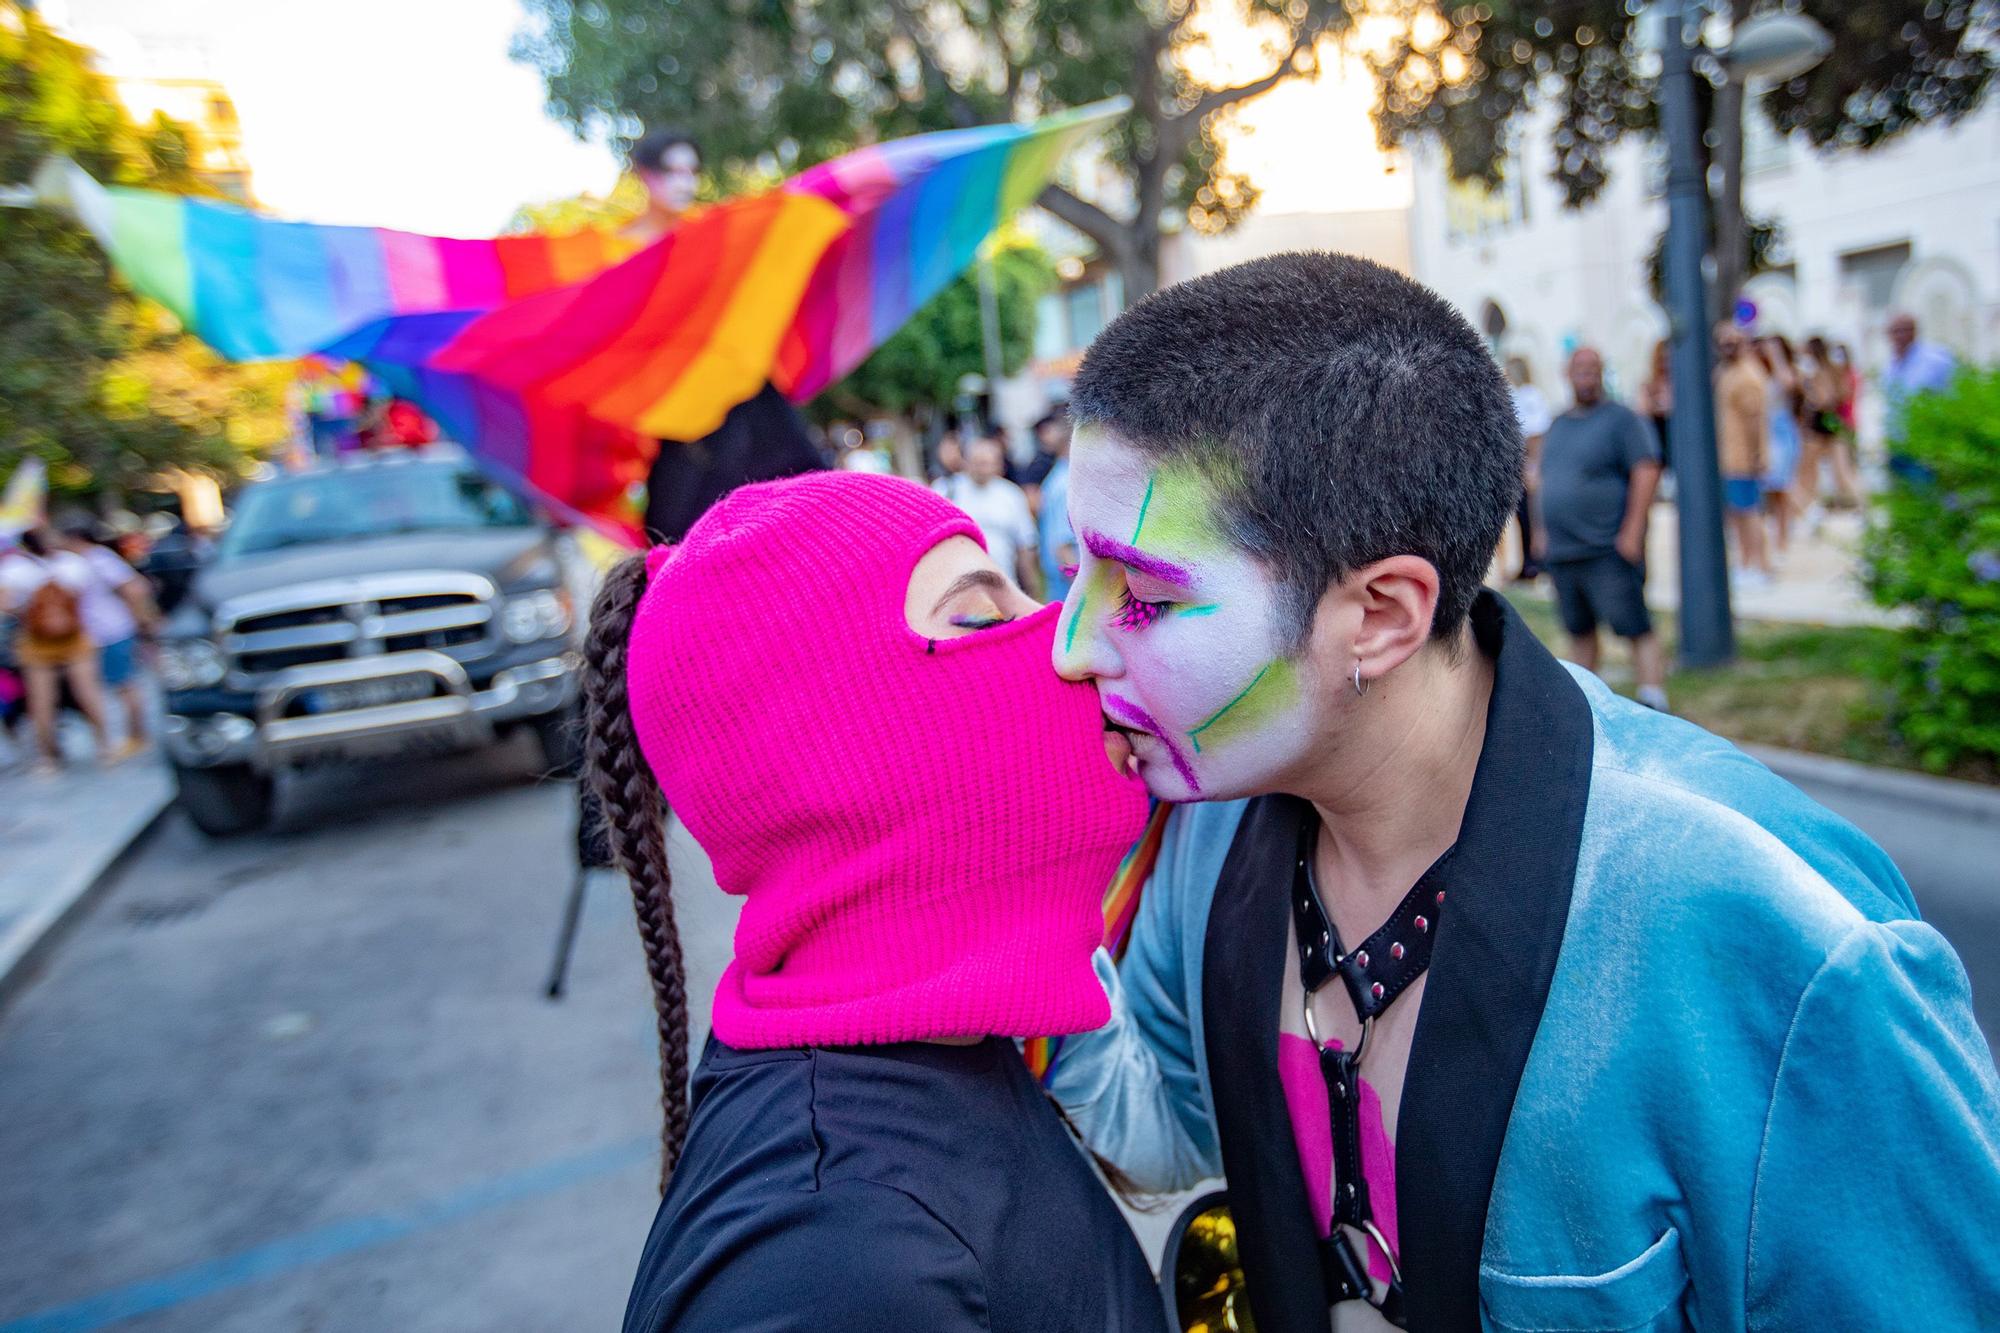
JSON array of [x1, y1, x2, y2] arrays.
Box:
[[1503, 308, 1959, 709], [0, 519, 179, 777]]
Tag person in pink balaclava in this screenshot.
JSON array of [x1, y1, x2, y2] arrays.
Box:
[[582, 471, 1160, 1333]]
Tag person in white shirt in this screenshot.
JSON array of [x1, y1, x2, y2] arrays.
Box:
[[932, 437, 1041, 596], [0, 528, 114, 773], [60, 522, 158, 757]]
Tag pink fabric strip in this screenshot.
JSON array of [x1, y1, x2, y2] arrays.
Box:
[[1276, 1032, 1401, 1282]]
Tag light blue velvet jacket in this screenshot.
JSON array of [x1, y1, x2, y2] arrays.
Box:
[[1053, 654, 2000, 1330]]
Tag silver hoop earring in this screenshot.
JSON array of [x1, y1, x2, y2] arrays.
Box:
[[1352, 663, 1368, 698]]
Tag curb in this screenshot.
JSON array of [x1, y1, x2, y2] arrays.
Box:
[[0, 790, 175, 1007], [1744, 744, 2000, 825]]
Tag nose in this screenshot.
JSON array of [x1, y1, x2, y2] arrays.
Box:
[[1052, 578, 1122, 683]]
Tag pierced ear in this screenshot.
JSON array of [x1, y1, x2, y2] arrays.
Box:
[[1347, 555, 1441, 676]]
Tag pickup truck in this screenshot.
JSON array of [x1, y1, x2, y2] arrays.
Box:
[[154, 449, 588, 835]]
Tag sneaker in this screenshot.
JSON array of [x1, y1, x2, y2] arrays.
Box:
[[1733, 569, 1773, 591], [1636, 685, 1671, 713]]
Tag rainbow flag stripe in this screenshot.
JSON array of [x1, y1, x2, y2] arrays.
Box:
[[41, 101, 1124, 540], [1023, 800, 1173, 1087]]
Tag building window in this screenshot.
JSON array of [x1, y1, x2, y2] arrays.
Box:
[[1839, 242, 1912, 314], [1444, 162, 1529, 245]]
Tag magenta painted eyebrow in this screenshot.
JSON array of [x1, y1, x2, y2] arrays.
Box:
[[1082, 530, 1194, 586]]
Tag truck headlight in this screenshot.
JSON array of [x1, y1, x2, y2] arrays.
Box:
[[501, 589, 571, 644], [157, 638, 226, 690]]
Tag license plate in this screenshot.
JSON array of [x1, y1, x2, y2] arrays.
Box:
[[298, 675, 434, 714]]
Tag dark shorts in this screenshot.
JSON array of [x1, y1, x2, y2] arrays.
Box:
[[1549, 553, 1652, 639]]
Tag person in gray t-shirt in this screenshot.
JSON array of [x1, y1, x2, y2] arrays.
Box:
[[1534, 348, 1668, 710]]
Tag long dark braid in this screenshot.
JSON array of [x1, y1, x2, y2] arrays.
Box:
[[582, 554, 690, 1190]]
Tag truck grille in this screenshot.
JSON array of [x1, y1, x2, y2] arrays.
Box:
[[217, 573, 496, 683]]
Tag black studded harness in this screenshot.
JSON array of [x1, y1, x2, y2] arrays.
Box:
[[1290, 814, 1450, 1329]]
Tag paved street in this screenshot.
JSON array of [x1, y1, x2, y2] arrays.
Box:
[[0, 739, 740, 1333], [1, 736, 1995, 1331]]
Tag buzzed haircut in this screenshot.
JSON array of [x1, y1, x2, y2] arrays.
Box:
[[629, 129, 699, 173], [1069, 252, 1522, 645]]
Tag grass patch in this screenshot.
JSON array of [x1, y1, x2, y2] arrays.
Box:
[[1499, 589, 1999, 787]]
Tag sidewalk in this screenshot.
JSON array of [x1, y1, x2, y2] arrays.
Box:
[[0, 748, 172, 997], [1499, 499, 1896, 628]]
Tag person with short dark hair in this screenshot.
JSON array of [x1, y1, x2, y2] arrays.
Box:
[[1041, 252, 2000, 1332], [624, 128, 702, 245], [1536, 346, 1667, 711]]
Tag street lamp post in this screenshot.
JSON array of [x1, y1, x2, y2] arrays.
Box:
[[1657, 0, 1735, 666]]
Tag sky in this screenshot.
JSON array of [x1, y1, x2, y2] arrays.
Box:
[[41, 0, 1406, 234], [43, 0, 623, 235]]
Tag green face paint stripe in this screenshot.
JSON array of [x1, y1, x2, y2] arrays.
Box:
[[1129, 474, 1157, 545], [1064, 591, 1086, 655], [1187, 663, 1272, 754], [1178, 603, 1221, 617]]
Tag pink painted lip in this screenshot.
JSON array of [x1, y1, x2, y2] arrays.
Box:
[[1102, 693, 1202, 796]]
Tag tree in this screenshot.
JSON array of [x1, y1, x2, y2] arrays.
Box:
[[1359, 0, 1995, 318], [512, 0, 1350, 301], [0, 0, 284, 504]]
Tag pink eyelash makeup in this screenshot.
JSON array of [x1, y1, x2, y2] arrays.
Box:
[[1112, 588, 1169, 631]]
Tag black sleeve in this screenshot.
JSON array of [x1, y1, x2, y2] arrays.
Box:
[[626, 1180, 990, 1333]]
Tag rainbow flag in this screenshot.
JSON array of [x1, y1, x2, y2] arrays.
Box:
[[1022, 799, 1173, 1086], [32, 101, 1124, 541]]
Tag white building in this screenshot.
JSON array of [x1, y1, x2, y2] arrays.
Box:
[[1406, 93, 2000, 424]]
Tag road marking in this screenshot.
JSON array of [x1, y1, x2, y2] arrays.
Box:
[[0, 1135, 655, 1333]]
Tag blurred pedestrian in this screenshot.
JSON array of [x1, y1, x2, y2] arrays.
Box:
[[59, 519, 158, 758], [1637, 338, 1673, 477], [1013, 406, 1070, 509], [1757, 335, 1804, 554], [1882, 312, 1956, 483], [1035, 410, 1078, 602], [0, 527, 114, 773], [1505, 356, 1550, 581], [1537, 347, 1669, 711], [1714, 324, 1773, 587], [933, 437, 1040, 595], [1797, 335, 1862, 511]]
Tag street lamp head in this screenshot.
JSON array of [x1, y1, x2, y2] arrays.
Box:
[[1724, 12, 1833, 83]]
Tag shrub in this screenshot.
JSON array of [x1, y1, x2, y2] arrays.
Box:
[[1862, 366, 2000, 771]]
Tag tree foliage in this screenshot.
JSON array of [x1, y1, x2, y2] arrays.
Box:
[[0, 0, 285, 504], [1359, 0, 1994, 208], [1863, 367, 2000, 772], [512, 0, 1350, 298]]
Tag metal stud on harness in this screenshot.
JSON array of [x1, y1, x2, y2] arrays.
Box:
[[1291, 815, 1449, 1329]]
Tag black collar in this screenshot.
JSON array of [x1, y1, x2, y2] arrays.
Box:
[[1201, 590, 1594, 1333]]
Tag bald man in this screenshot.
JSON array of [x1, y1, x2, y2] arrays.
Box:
[[1536, 347, 1667, 709]]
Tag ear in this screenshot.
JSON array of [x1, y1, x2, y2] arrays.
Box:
[[1346, 555, 1441, 683]]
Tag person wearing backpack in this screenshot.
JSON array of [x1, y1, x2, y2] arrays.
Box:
[[0, 528, 113, 775]]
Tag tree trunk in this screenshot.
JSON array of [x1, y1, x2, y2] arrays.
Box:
[[1710, 75, 1747, 327]]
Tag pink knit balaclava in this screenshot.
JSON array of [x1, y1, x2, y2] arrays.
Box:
[[627, 471, 1149, 1048]]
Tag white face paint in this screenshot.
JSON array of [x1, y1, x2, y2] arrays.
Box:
[[640, 142, 701, 215], [1053, 428, 1323, 802]]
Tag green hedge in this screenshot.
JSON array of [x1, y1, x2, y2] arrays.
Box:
[[1863, 367, 2000, 770]]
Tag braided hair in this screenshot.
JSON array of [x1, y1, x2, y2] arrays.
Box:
[[582, 554, 690, 1190]]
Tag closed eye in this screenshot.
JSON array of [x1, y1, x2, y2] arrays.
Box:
[[1112, 587, 1170, 631]]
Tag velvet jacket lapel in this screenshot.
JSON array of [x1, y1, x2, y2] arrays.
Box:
[[1201, 592, 1594, 1333]]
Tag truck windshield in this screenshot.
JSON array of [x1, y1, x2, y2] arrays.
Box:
[[220, 465, 538, 557]]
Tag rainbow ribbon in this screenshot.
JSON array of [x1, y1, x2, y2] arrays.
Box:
[[1023, 800, 1173, 1086], [33, 101, 1124, 542]]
